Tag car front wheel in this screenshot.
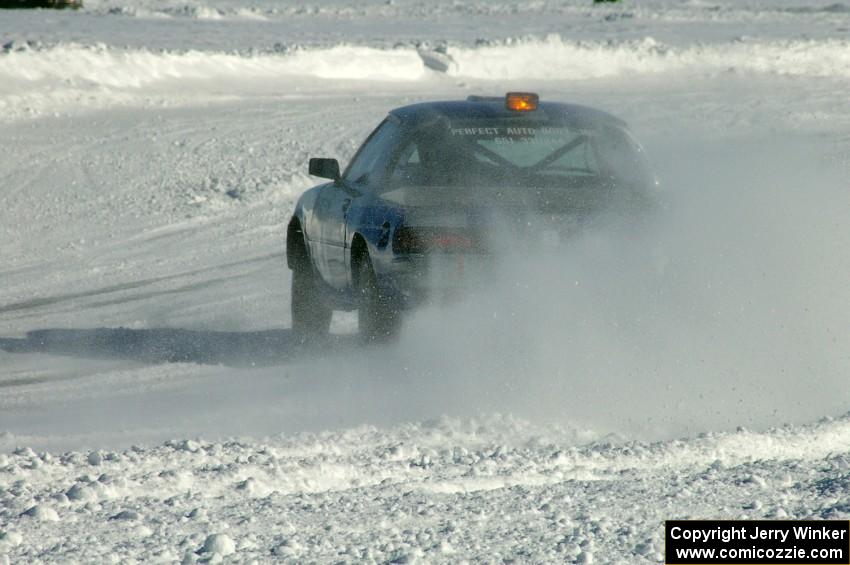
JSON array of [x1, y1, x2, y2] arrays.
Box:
[[290, 239, 332, 341]]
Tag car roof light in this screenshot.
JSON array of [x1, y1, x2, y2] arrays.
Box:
[[506, 92, 539, 112]]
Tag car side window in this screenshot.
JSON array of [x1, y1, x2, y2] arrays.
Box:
[[388, 128, 470, 187], [344, 119, 401, 186], [388, 142, 422, 186]]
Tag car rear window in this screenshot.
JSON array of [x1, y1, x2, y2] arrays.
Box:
[[390, 119, 650, 189], [449, 123, 598, 174]]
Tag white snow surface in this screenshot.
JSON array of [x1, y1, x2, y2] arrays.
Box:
[[2, 0, 850, 562]]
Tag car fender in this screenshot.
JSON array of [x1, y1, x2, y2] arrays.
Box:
[[286, 184, 325, 270], [345, 201, 405, 282]]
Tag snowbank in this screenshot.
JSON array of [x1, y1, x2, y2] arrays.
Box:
[[5, 36, 850, 88], [447, 35, 850, 80], [3, 36, 850, 119], [0, 42, 426, 87], [2, 415, 850, 563]]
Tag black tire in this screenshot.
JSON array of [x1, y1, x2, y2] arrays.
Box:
[[356, 255, 401, 343], [290, 238, 331, 341]]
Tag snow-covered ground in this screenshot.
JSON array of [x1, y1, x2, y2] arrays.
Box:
[[1, 0, 850, 562]]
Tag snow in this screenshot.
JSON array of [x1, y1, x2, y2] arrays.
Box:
[[1, 0, 850, 562], [5, 37, 850, 121], [4, 416, 850, 562], [201, 533, 236, 557]]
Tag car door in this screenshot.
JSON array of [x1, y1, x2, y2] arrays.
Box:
[[318, 118, 401, 289]]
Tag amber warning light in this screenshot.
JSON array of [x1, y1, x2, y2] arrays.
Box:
[[506, 92, 539, 112]]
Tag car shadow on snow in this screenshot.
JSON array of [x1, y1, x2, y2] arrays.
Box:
[[0, 327, 358, 367]]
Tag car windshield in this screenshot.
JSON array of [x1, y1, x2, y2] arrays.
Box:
[[390, 119, 652, 191]]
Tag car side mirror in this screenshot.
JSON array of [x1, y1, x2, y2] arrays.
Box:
[[309, 158, 341, 182]]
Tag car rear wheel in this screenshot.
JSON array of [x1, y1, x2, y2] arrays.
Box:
[[290, 238, 332, 341], [357, 255, 401, 343]]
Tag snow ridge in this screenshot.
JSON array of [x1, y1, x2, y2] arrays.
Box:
[[3, 415, 850, 562], [3, 36, 849, 121], [3, 36, 850, 90]]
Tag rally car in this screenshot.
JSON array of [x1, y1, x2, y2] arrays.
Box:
[[287, 92, 655, 342]]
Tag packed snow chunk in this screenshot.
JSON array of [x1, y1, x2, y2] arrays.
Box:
[[21, 505, 59, 522], [0, 530, 23, 548], [417, 48, 456, 73], [186, 507, 208, 521], [110, 509, 141, 521], [200, 533, 236, 557], [271, 539, 302, 557], [235, 477, 255, 491], [173, 439, 201, 453], [66, 483, 95, 502]]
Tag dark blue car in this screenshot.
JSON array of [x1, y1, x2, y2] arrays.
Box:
[[287, 93, 655, 341]]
